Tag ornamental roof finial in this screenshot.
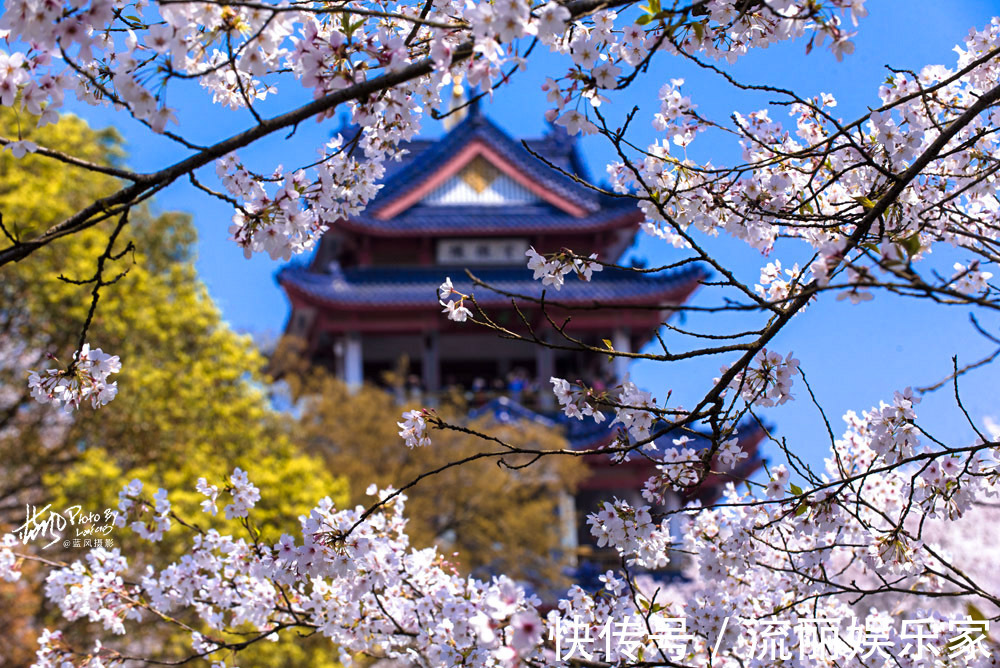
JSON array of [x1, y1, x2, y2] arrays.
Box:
[[442, 83, 468, 130]]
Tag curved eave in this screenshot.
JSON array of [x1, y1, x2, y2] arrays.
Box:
[[575, 422, 767, 472], [280, 277, 700, 313]]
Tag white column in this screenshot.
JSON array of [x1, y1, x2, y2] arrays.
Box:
[[612, 327, 631, 382], [345, 332, 363, 392], [558, 491, 578, 566], [332, 338, 345, 382]]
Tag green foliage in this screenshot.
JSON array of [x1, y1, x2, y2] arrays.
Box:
[[0, 108, 346, 667]]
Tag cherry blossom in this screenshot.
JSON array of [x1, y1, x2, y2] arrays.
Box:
[[610, 380, 656, 441], [550, 376, 606, 423], [952, 262, 994, 296], [438, 276, 473, 322], [197, 477, 221, 516], [587, 499, 671, 569], [0, 0, 887, 277], [555, 109, 599, 136], [716, 435, 748, 470], [27, 344, 120, 411], [721, 349, 800, 408], [526, 247, 602, 289], [0, 533, 21, 582], [398, 408, 432, 448], [224, 467, 261, 519]]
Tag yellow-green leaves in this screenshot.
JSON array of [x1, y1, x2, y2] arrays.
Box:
[[898, 232, 922, 258], [852, 195, 877, 210], [2, 110, 346, 667]]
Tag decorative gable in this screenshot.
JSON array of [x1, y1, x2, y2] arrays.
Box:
[[422, 156, 540, 206], [374, 139, 588, 219]]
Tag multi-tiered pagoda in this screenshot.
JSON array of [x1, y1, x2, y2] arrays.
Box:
[[278, 106, 764, 579]]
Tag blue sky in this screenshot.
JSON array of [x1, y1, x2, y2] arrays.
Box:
[[62, 1, 1000, 473]]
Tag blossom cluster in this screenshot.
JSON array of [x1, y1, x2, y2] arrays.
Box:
[[2, 474, 554, 667], [587, 499, 672, 569], [115, 479, 172, 542], [27, 344, 120, 411], [224, 467, 262, 519], [0, 532, 20, 582], [951, 262, 994, 296], [755, 259, 805, 303], [609, 380, 657, 441], [721, 349, 800, 408], [438, 276, 473, 322], [647, 437, 703, 495], [5, 386, 1000, 667], [525, 247, 602, 290], [398, 408, 432, 448], [864, 387, 922, 465], [550, 376, 606, 423], [716, 434, 749, 470], [550, 376, 660, 444], [42, 546, 136, 635], [608, 20, 1000, 308]]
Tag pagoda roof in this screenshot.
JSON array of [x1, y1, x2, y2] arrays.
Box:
[[569, 417, 767, 501], [565, 416, 764, 457], [341, 110, 638, 234], [340, 201, 640, 237], [467, 397, 765, 496], [278, 263, 706, 311], [468, 396, 558, 428], [466, 398, 762, 460], [378, 113, 589, 183]]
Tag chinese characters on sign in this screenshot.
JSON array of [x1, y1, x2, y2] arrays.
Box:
[[13, 504, 118, 549], [549, 614, 991, 664]]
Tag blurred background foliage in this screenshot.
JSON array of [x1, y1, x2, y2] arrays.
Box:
[[0, 108, 344, 667], [0, 109, 580, 666], [273, 339, 584, 589]]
